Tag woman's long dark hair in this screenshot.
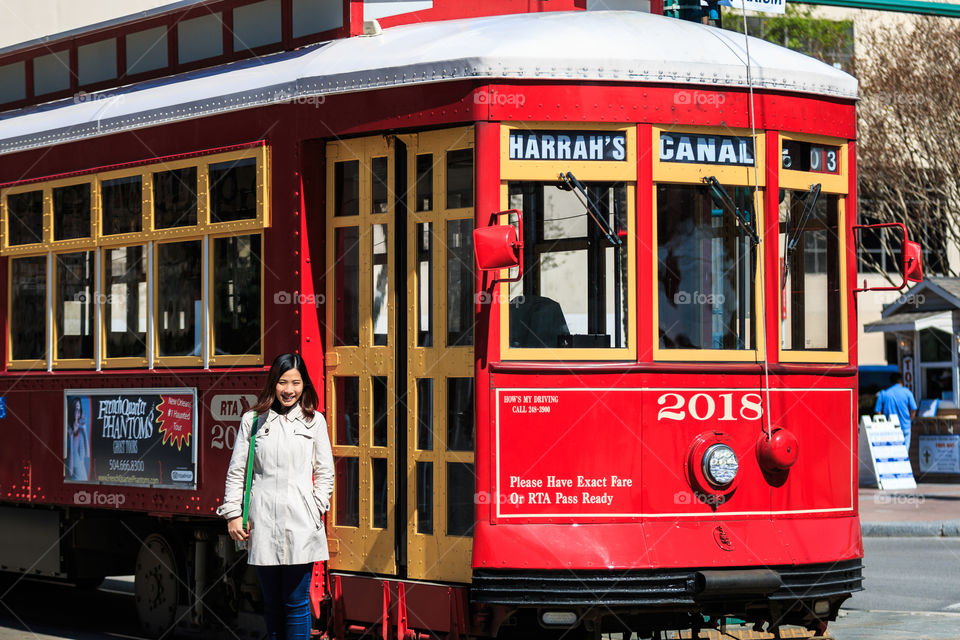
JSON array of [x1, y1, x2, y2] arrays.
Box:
[[251, 353, 319, 420]]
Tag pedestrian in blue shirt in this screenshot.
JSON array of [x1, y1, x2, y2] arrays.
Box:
[[875, 373, 918, 448]]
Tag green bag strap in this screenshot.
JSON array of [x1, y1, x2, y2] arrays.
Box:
[[241, 411, 261, 531]]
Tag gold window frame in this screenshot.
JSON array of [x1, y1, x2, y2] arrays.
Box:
[[777, 132, 849, 364], [100, 243, 149, 369], [1, 184, 50, 255], [497, 121, 638, 361], [651, 125, 767, 362], [207, 230, 264, 367], [2, 144, 269, 370], [152, 236, 205, 368], [7, 253, 49, 370], [51, 248, 97, 370]]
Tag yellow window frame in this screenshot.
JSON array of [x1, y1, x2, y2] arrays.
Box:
[[1, 184, 54, 255], [100, 243, 149, 369], [777, 133, 850, 364], [207, 231, 264, 367], [7, 253, 49, 370], [2, 144, 270, 370], [51, 248, 97, 370], [152, 237, 204, 368], [498, 121, 638, 361], [651, 124, 767, 362]]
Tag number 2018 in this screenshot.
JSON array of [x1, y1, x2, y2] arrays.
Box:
[[656, 392, 763, 421]]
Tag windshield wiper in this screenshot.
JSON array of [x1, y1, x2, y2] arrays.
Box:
[[557, 171, 622, 246], [781, 183, 822, 286], [703, 176, 760, 247]]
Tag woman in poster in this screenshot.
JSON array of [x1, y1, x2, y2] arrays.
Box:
[[217, 354, 334, 640], [66, 397, 90, 481]]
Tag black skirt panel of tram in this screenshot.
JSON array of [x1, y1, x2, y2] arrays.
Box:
[[471, 560, 863, 607]]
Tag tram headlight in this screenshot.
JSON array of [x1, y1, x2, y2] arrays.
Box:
[[702, 444, 739, 487]]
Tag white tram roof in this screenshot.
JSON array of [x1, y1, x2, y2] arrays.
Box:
[[0, 11, 857, 156]]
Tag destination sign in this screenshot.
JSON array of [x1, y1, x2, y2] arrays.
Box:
[[659, 132, 755, 166], [508, 130, 627, 162]]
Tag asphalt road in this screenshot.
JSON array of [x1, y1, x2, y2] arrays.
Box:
[[831, 537, 960, 640], [1, 537, 959, 639]]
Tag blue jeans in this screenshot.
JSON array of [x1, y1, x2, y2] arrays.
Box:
[[255, 564, 312, 640]]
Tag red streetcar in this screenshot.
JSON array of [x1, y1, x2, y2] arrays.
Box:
[[0, 2, 921, 638]]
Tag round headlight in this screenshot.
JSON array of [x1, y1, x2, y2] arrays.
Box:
[[702, 444, 739, 487]]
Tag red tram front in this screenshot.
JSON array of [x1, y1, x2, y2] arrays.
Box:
[[0, 5, 887, 638]]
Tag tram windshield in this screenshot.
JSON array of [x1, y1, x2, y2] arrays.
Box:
[[507, 180, 629, 350], [656, 182, 758, 350]]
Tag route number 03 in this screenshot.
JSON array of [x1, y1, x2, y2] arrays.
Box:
[[657, 392, 763, 421]]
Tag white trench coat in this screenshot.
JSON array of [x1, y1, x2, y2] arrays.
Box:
[[217, 405, 335, 565]]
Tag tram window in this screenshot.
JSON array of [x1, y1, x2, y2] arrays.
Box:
[[213, 234, 261, 356], [210, 158, 257, 222], [101, 177, 143, 235], [335, 376, 360, 446], [56, 251, 95, 361], [372, 157, 388, 214], [657, 184, 757, 351], [153, 167, 198, 228], [334, 160, 359, 217], [447, 378, 474, 451], [371, 457, 388, 529], [335, 457, 360, 528], [372, 376, 388, 447], [334, 226, 360, 346], [7, 190, 43, 246], [53, 184, 92, 241], [372, 224, 389, 346], [415, 154, 433, 211], [416, 222, 433, 346], [10, 256, 47, 361], [446, 149, 473, 209], [780, 190, 841, 351], [446, 219, 474, 347], [447, 462, 474, 537], [156, 240, 202, 357], [507, 181, 629, 350], [416, 461, 433, 534], [105, 245, 147, 359], [417, 378, 434, 451]]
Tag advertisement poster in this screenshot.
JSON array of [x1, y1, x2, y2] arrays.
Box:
[[64, 388, 197, 489]]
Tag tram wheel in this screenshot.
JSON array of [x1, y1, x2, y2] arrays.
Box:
[[134, 533, 181, 638]]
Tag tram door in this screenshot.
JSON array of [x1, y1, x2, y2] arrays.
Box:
[[324, 128, 475, 583], [400, 128, 475, 583], [325, 136, 398, 575]]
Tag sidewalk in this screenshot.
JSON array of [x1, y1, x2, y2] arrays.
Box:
[[859, 483, 960, 537]]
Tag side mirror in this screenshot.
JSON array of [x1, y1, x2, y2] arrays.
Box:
[[853, 222, 923, 292], [474, 209, 524, 284], [904, 240, 923, 283]]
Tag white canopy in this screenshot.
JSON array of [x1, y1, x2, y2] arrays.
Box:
[[0, 10, 857, 155]]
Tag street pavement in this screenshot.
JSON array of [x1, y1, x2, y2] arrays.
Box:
[[859, 482, 960, 537]]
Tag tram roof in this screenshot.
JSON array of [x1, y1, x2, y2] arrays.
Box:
[[0, 10, 857, 156]]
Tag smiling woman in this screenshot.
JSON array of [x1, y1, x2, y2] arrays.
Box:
[[217, 353, 334, 640]]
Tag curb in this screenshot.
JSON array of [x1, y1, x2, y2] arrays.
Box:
[[861, 520, 960, 537]]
